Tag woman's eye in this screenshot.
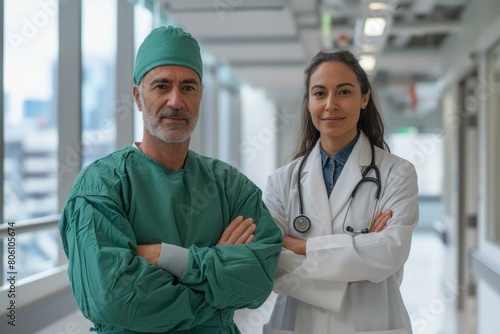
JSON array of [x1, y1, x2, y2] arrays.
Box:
[[313, 91, 325, 96], [339, 90, 351, 95]]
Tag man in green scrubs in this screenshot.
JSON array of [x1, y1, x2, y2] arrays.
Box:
[[59, 26, 283, 334]]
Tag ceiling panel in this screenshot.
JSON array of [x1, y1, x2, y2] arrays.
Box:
[[168, 9, 297, 39], [204, 42, 306, 63], [232, 66, 304, 89], [162, 0, 288, 11], [160, 0, 470, 105]]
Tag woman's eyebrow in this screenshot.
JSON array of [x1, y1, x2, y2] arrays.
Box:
[[336, 82, 355, 88], [310, 82, 355, 90]]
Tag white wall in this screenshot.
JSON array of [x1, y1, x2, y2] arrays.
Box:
[[238, 85, 278, 190]]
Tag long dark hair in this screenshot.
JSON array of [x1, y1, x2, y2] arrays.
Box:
[[293, 50, 389, 159]]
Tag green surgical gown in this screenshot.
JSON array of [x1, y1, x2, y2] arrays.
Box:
[[59, 146, 283, 334]]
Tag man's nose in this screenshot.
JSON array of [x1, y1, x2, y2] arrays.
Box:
[[167, 87, 183, 109]]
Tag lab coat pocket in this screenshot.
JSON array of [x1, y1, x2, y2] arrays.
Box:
[[355, 328, 408, 334]]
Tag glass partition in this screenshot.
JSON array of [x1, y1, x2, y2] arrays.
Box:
[[486, 41, 500, 244]]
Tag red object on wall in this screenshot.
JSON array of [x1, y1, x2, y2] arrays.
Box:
[[409, 83, 418, 111]]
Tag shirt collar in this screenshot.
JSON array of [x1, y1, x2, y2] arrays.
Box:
[[320, 130, 360, 167]]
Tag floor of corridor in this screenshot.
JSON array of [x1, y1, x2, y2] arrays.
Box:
[[37, 231, 474, 334]]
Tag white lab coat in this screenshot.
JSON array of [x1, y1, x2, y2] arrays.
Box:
[[263, 132, 418, 334]]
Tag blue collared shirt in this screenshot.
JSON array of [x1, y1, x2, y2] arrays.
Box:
[[320, 131, 360, 198]]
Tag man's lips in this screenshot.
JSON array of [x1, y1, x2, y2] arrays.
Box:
[[161, 116, 186, 122], [160, 116, 186, 121]]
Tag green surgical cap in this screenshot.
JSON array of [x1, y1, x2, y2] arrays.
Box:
[[133, 26, 203, 84]]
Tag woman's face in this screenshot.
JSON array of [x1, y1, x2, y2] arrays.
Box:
[[307, 61, 369, 154]]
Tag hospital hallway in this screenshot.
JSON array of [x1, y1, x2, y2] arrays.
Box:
[[2, 0, 500, 333]]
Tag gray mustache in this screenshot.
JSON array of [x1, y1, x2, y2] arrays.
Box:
[[158, 108, 189, 120]]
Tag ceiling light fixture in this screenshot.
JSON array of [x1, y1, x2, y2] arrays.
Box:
[[359, 55, 376, 71], [363, 17, 386, 36], [368, 2, 388, 11]]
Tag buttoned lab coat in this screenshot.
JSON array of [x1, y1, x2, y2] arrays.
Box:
[[263, 132, 419, 334]]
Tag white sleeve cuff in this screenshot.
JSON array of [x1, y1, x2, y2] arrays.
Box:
[[158, 243, 189, 278]]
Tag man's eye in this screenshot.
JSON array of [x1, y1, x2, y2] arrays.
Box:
[[155, 84, 168, 90], [183, 86, 195, 91]]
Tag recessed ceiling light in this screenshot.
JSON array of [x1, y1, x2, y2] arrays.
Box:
[[368, 2, 388, 11], [359, 55, 376, 71], [363, 17, 386, 36]]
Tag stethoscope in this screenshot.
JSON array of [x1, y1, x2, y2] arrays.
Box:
[[293, 142, 381, 235]]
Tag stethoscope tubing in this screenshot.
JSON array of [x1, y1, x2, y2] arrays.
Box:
[[293, 142, 381, 235]]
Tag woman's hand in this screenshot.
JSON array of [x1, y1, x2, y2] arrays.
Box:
[[370, 209, 392, 232], [284, 209, 392, 256]]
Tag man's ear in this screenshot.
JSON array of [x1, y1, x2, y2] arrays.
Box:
[[132, 85, 142, 111]]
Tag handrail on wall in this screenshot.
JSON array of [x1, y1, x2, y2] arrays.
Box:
[[0, 214, 61, 238]]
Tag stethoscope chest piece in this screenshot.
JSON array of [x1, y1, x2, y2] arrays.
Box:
[[293, 215, 311, 233]]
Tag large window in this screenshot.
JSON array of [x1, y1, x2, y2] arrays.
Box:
[[82, 0, 117, 166], [133, 4, 153, 142], [3, 0, 59, 279]]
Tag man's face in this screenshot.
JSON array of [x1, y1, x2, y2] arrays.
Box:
[[133, 65, 202, 144]]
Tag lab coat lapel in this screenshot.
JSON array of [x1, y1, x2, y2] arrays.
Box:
[[300, 141, 333, 234], [329, 133, 372, 221]]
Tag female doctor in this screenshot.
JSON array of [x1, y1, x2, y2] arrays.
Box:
[[263, 50, 419, 334]]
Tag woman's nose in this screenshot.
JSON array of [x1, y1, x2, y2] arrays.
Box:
[[325, 94, 338, 111]]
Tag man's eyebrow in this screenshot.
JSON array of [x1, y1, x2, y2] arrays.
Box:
[[149, 78, 172, 87], [148, 78, 199, 87], [181, 78, 199, 86]]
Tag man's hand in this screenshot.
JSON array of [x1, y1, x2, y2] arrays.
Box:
[[370, 209, 392, 232], [284, 237, 306, 255], [217, 216, 256, 246], [137, 244, 161, 265]]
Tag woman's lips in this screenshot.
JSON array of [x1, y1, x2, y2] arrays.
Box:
[[322, 116, 344, 123]]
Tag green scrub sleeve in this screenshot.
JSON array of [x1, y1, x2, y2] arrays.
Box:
[[60, 195, 220, 333], [179, 180, 284, 310]]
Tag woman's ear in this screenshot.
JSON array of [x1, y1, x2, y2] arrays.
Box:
[[361, 89, 370, 109]]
